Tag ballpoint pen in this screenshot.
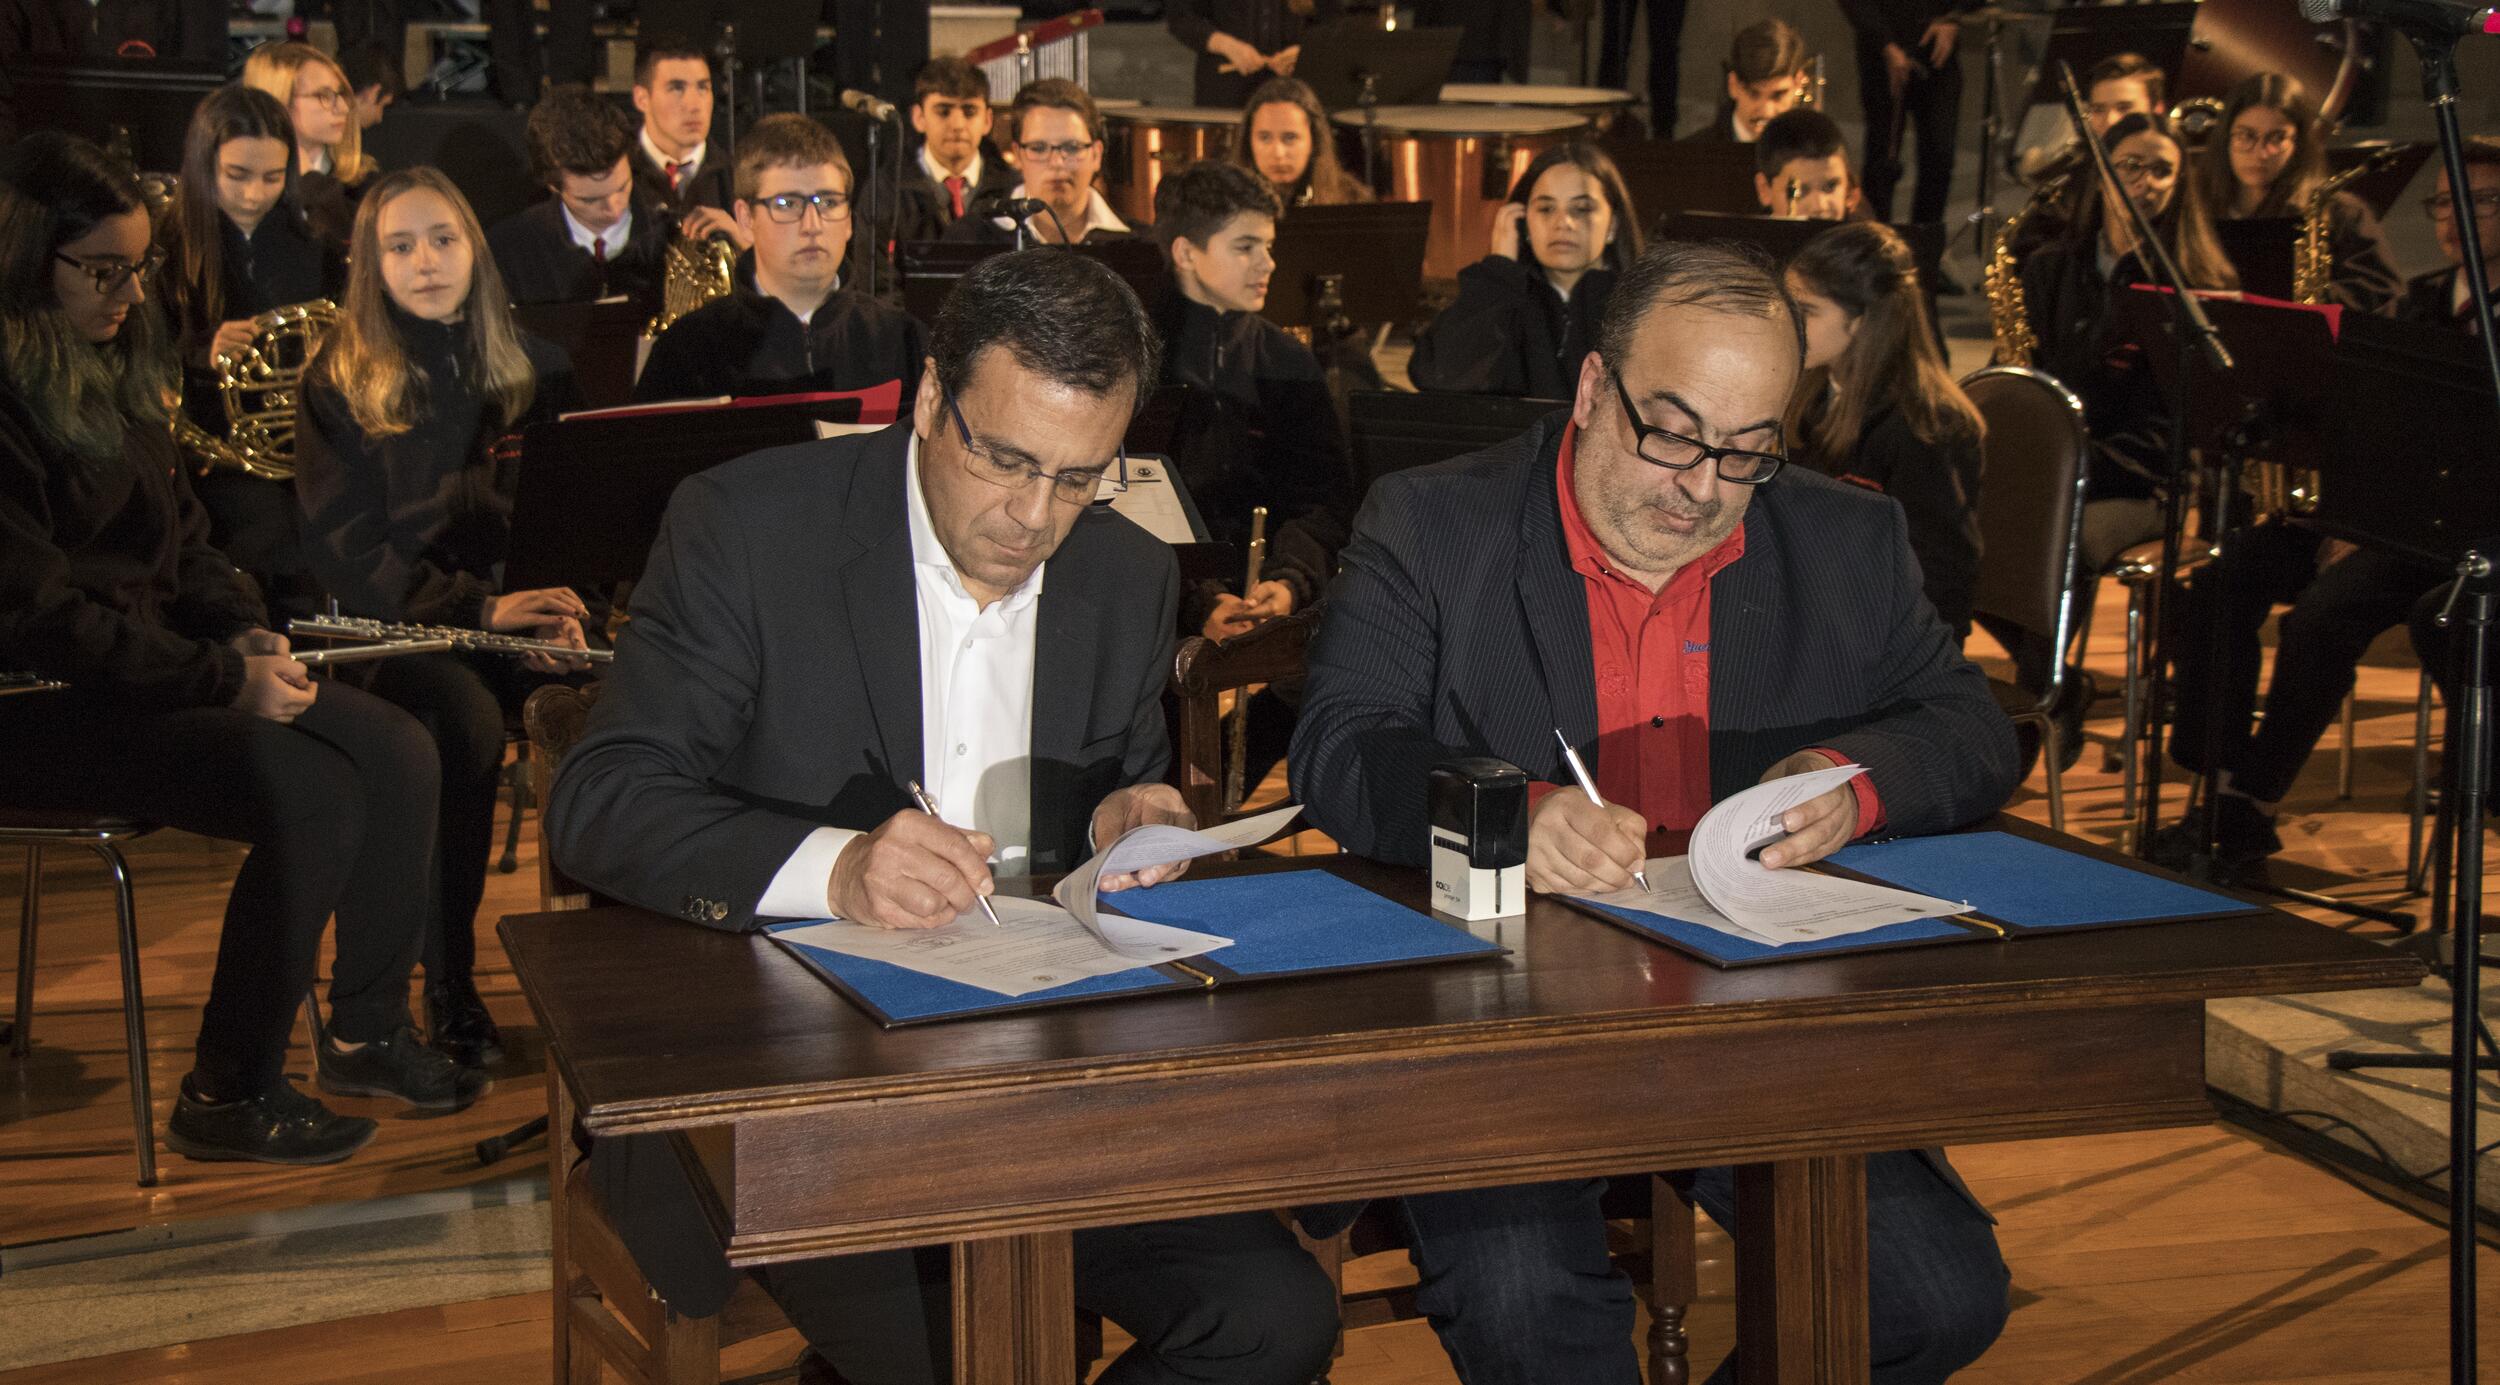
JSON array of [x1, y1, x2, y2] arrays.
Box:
[[1553, 729, 1653, 893], [906, 779, 1005, 928]]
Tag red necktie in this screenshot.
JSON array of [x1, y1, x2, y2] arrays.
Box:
[[664, 160, 687, 193], [944, 175, 966, 218], [592, 236, 607, 264]]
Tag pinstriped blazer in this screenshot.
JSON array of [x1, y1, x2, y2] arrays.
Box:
[[1291, 413, 2019, 866]]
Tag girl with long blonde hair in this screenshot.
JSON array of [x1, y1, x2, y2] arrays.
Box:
[[242, 42, 377, 242], [295, 167, 584, 1069]]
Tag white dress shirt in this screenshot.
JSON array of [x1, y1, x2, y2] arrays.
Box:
[[920, 145, 986, 190], [640, 130, 708, 190], [989, 182, 1130, 242], [560, 203, 632, 258], [753, 435, 1045, 919]]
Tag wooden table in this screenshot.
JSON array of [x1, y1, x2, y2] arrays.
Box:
[[501, 818, 2422, 1385]]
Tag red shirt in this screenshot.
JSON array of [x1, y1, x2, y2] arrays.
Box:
[[1532, 423, 1883, 854]]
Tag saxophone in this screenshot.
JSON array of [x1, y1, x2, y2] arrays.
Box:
[[2257, 147, 2407, 519], [1985, 172, 2069, 367], [173, 298, 341, 484]]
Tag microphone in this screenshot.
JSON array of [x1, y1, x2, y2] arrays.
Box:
[[967, 188, 1050, 221], [840, 89, 900, 121], [2297, 0, 2497, 36]]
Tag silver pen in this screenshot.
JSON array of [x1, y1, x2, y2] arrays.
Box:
[[906, 779, 1005, 927], [1553, 729, 1653, 893]]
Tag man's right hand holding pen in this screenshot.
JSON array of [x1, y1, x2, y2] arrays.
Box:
[[826, 810, 998, 930]]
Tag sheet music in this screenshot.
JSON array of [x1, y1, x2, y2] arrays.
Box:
[[1052, 803, 1304, 955], [774, 895, 1230, 997], [1102, 457, 1199, 544], [1577, 770, 1965, 945]]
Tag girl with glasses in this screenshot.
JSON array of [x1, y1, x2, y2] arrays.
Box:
[[242, 42, 379, 245], [2193, 72, 2400, 312], [0, 134, 479, 1166], [157, 83, 347, 625], [294, 168, 587, 1071]]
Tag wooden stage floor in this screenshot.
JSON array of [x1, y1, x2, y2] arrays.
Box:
[[2, 579, 2494, 1381]]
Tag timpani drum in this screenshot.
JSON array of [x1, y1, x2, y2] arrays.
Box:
[[1102, 105, 1238, 226], [1439, 84, 1640, 135], [1333, 105, 1589, 281]]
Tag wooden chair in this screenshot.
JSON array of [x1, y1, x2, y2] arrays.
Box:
[[1, 811, 158, 1186], [521, 681, 803, 1383], [1170, 607, 1324, 826], [1965, 365, 2093, 830]]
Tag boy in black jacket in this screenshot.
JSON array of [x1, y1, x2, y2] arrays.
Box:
[[629, 37, 742, 249], [891, 56, 1017, 248], [487, 85, 671, 312], [634, 113, 927, 406]]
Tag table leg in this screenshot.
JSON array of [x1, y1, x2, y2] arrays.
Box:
[[1734, 1155, 1870, 1385], [952, 1231, 1076, 1385]]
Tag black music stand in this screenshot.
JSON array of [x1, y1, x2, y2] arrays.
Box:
[[1604, 140, 1763, 220], [1262, 203, 1433, 334], [2213, 219, 2301, 303], [13, 59, 225, 172], [2024, 4, 2196, 112], [2314, 315, 2500, 573], [1297, 21, 1465, 187], [2329, 141, 2439, 220], [1345, 389, 1567, 501], [502, 400, 841, 592], [897, 239, 1169, 326], [512, 299, 650, 412]]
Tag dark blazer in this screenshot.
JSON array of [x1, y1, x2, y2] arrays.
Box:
[[1818, 404, 1983, 642], [891, 142, 1018, 247], [629, 138, 734, 222], [486, 196, 673, 312], [1290, 413, 2018, 866], [2397, 265, 2494, 334], [546, 421, 1180, 933], [632, 270, 929, 403]]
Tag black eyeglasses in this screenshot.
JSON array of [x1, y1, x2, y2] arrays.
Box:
[[753, 191, 851, 224], [1016, 139, 1096, 166], [1610, 370, 1786, 485], [54, 247, 164, 296], [943, 386, 1129, 506], [2110, 156, 2178, 181], [2425, 189, 2500, 219]]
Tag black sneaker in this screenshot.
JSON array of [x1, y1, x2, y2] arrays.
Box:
[[165, 1075, 378, 1166], [425, 976, 507, 1069], [2148, 794, 2284, 879], [317, 1026, 491, 1112]]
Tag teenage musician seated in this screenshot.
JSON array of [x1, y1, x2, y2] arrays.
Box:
[[155, 82, 345, 623], [488, 85, 672, 313], [2149, 143, 2497, 876], [1690, 18, 1811, 144], [295, 169, 589, 1067], [1409, 142, 1642, 399], [634, 114, 928, 406], [242, 42, 376, 247], [1292, 239, 2016, 1385], [1233, 76, 1375, 211], [943, 78, 1136, 247], [1754, 109, 1861, 221], [1, 133, 481, 1167], [892, 56, 1017, 246], [2007, 52, 2167, 262], [546, 249, 1339, 1385], [2196, 73, 2400, 312], [1787, 221, 1984, 641], [629, 35, 745, 251]]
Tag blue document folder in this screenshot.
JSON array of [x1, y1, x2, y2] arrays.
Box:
[[768, 869, 1505, 1026], [1567, 829, 2264, 968]]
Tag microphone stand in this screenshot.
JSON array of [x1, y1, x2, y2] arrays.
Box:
[[2042, 65, 2233, 865]]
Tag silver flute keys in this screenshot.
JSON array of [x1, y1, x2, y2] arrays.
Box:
[[289, 615, 615, 664]]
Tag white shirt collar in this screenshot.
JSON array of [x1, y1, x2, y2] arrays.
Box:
[[302, 146, 333, 175], [559, 202, 631, 256], [640, 129, 706, 177], [920, 145, 984, 188], [905, 433, 1047, 613], [1731, 112, 1763, 144], [995, 182, 1129, 241]]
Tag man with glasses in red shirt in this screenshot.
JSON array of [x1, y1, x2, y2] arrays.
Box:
[[1292, 239, 2020, 1384]]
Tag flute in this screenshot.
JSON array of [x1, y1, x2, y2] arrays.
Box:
[[292, 638, 459, 666], [290, 615, 614, 664]]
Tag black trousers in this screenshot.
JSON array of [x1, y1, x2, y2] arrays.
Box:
[[2167, 523, 2444, 803], [1853, 34, 1962, 228], [0, 682, 436, 1097], [352, 650, 529, 986], [192, 472, 319, 626], [1596, 0, 1690, 136]]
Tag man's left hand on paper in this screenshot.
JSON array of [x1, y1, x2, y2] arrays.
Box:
[[1091, 783, 1196, 891], [1754, 751, 1861, 870]]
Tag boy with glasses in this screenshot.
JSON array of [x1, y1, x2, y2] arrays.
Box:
[[944, 79, 1134, 247], [2399, 137, 2500, 333], [635, 114, 926, 407]]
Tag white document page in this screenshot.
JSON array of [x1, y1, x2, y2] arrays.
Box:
[[1575, 769, 1966, 945], [775, 895, 1229, 997], [1101, 458, 1199, 544], [1051, 803, 1304, 956]]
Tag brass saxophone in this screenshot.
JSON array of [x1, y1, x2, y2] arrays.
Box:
[[646, 235, 739, 339], [173, 298, 341, 484], [1985, 173, 2069, 367], [2255, 147, 2407, 519]]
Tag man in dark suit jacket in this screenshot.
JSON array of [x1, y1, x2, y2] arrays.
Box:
[[487, 84, 672, 312], [1291, 241, 2017, 1385], [544, 249, 1337, 1385]]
